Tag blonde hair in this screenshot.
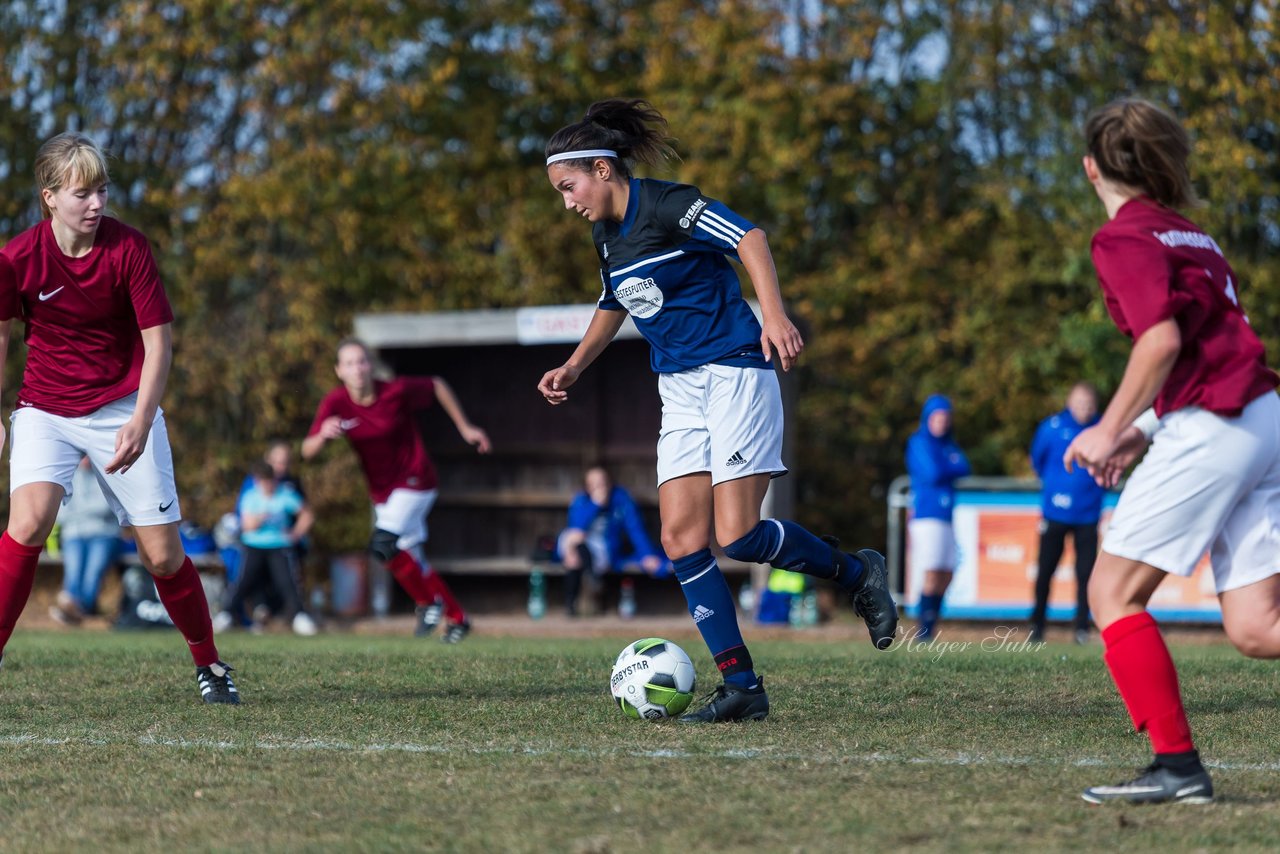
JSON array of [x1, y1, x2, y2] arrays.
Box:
[[1084, 99, 1197, 209], [34, 132, 110, 218]]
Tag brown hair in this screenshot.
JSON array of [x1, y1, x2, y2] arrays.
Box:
[[34, 132, 110, 218], [1084, 98, 1197, 209], [335, 336, 371, 362], [545, 99, 679, 178]]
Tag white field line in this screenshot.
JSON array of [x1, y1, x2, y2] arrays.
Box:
[[1, 734, 1278, 772]]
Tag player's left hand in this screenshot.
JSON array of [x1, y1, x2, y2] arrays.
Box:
[[106, 416, 151, 474], [462, 425, 492, 454], [538, 363, 581, 404], [761, 316, 804, 371]]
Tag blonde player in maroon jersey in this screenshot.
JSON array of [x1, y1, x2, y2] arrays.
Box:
[[303, 338, 491, 642], [0, 133, 238, 703], [1063, 99, 1280, 805]]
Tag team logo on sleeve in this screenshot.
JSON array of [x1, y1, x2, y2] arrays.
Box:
[[615, 276, 664, 319], [679, 198, 708, 229]]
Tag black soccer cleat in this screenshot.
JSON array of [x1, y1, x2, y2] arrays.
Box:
[[848, 548, 899, 650], [1082, 761, 1214, 805], [196, 661, 241, 705], [415, 598, 444, 637], [678, 678, 769, 723], [441, 620, 471, 645]]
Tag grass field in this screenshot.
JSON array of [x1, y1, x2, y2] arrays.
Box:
[[1, 624, 1278, 852]]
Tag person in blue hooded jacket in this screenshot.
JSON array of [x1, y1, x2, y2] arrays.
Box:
[[557, 465, 669, 615], [907, 394, 971, 640], [1028, 382, 1106, 644]]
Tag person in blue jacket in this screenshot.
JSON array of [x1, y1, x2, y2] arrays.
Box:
[[1028, 382, 1106, 644], [558, 465, 667, 615], [907, 394, 971, 640]]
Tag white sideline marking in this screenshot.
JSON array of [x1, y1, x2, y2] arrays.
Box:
[[2, 734, 1278, 772]]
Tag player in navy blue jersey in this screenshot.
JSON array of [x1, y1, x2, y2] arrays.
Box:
[[537, 99, 899, 723]]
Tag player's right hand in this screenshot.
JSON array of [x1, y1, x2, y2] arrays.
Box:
[[538, 364, 580, 405], [1092, 425, 1149, 488], [318, 415, 346, 440]]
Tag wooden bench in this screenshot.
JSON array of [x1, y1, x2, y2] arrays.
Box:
[[36, 550, 225, 572]]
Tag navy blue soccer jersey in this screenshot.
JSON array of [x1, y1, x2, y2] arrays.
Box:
[[592, 178, 766, 373]]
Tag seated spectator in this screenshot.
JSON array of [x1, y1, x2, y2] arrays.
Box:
[[49, 456, 121, 625], [557, 465, 669, 616], [214, 461, 317, 635]]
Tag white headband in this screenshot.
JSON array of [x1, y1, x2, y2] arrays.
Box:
[[546, 149, 618, 166]]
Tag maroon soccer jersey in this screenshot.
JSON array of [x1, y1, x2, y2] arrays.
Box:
[[307, 377, 439, 502], [1091, 198, 1278, 417], [0, 217, 174, 417]]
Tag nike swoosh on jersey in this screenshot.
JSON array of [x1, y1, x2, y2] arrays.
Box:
[[38, 286, 65, 301]]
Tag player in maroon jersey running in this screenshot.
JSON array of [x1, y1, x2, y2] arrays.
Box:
[[0, 133, 238, 703], [1064, 99, 1280, 804], [303, 338, 490, 642]]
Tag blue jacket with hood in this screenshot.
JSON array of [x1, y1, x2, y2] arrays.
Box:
[[906, 395, 971, 522], [1030, 408, 1105, 525]]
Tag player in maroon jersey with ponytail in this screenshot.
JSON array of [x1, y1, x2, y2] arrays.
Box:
[[303, 338, 490, 643], [0, 132, 239, 703], [1065, 98, 1280, 804]]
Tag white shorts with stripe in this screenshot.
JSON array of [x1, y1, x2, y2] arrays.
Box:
[[1104, 391, 1280, 593], [373, 487, 439, 551], [656, 363, 787, 487], [908, 518, 957, 574], [8, 393, 181, 527]]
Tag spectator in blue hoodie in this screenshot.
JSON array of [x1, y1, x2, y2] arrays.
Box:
[[1029, 382, 1106, 644], [907, 394, 971, 640], [558, 465, 669, 616]]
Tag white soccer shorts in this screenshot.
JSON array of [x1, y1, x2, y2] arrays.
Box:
[[8, 393, 181, 527], [656, 363, 787, 487], [1104, 391, 1280, 592], [374, 487, 439, 551], [908, 517, 957, 574]]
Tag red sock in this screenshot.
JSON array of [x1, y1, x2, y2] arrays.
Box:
[[1102, 611, 1195, 754], [0, 533, 44, 655], [151, 557, 219, 667], [387, 550, 434, 605], [421, 566, 466, 625]]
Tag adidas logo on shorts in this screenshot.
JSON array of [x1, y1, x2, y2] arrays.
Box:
[[726, 451, 748, 467]]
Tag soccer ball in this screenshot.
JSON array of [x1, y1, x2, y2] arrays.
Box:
[[610, 638, 697, 720]]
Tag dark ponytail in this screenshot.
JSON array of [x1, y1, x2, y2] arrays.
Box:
[[1085, 98, 1198, 209], [545, 98, 679, 177]]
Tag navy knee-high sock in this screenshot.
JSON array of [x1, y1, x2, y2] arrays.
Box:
[[918, 593, 943, 639], [673, 549, 756, 688], [723, 519, 864, 590]]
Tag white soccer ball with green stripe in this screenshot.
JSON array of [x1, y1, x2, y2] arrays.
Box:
[[610, 638, 697, 720]]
